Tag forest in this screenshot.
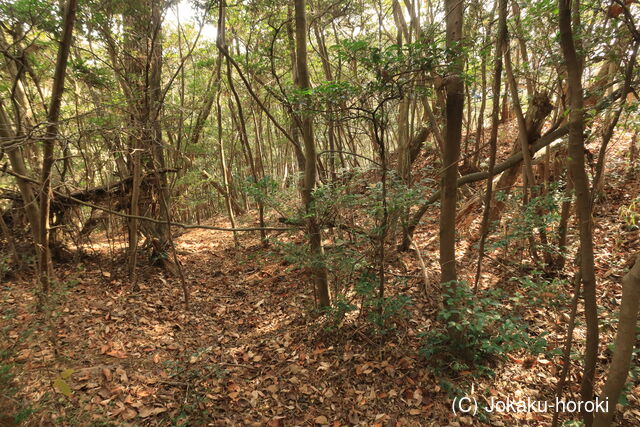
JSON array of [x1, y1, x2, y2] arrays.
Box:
[[1, 0, 640, 425]]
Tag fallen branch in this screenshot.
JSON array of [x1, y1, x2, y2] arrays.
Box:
[[402, 85, 632, 246], [65, 168, 177, 203], [2, 169, 297, 233], [408, 236, 431, 297], [404, 124, 570, 239]]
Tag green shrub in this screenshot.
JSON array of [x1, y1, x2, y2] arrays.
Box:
[[421, 282, 547, 375]]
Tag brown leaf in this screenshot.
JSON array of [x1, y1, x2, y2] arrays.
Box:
[[314, 415, 329, 425], [121, 408, 137, 420], [266, 384, 278, 394], [106, 350, 127, 359], [138, 406, 166, 418], [347, 411, 360, 424], [413, 388, 423, 405], [608, 4, 623, 18], [398, 357, 414, 369], [102, 368, 112, 382], [116, 367, 128, 383]]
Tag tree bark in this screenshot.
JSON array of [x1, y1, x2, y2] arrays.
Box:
[[558, 1, 599, 425], [474, 0, 505, 290], [489, 92, 553, 223], [294, 0, 330, 308], [38, 0, 77, 298], [440, 0, 464, 287], [0, 101, 41, 244], [594, 255, 640, 427]]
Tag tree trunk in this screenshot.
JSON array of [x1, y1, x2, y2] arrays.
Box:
[[38, 0, 77, 299], [440, 0, 464, 285], [593, 255, 640, 427], [294, 0, 330, 308], [440, 0, 465, 344], [628, 130, 638, 176], [489, 92, 553, 223], [116, 0, 176, 275], [0, 101, 41, 244], [474, 0, 505, 290], [127, 138, 142, 284], [555, 177, 574, 270], [558, 1, 599, 425], [215, 34, 239, 245]]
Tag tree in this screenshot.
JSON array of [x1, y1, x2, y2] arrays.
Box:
[[294, 0, 330, 308], [38, 0, 77, 299], [440, 0, 464, 289], [558, 1, 599, 425], [594, 255, 640, 427]]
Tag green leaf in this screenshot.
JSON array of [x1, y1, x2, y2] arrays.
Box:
[[60, 368, 74, 379], [53, 377, 72, 397]]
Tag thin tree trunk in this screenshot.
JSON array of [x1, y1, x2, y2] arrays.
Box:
[[294, 0, 330, 308], [214, 0, 238, 246], [0, 101, 41, 245], [558, 2, 599, 425], [593, 42, 639, 197], [551, 270, 582, 427], [226, 57, 266, 242], [474, 0, 505, 291], [127, 140, 142, 285], [556, 178, 574, 270], [440, 0, 464, 343], [473, 47, 488, 168], [38, 0, 77, 300], [594, 256, 640, 427], [511, 1, 534, 98], [628, 130, 638, 176], [503, 31, 536, 186]]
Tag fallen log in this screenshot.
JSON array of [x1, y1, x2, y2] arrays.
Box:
[[1, 168, 177, 209], [2, 168, 295, 232], [61, 168, 178, 205]]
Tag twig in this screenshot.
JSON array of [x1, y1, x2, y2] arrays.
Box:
[[407, 236, 431, 296]]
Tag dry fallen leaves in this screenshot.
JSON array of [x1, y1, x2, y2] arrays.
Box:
[[5, 163, 640, 427], [138, 406, 167, 418], [314, 415, 329, 425], [106, 350, 127, 359]]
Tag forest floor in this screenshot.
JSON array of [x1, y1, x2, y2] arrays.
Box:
[[2, 133, 640, 426]]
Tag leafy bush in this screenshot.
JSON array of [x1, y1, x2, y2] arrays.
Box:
[[321, 294, 357, 331], [354, 271, 412, 334], [492, 183, 565, 260], [274, 168, 417, 334], [510, 270, 570, 309], [241, 175, 279, 207], [421, 281, 547, 375], [619, 198, 640, 229]]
